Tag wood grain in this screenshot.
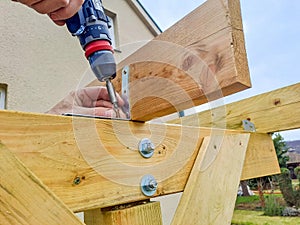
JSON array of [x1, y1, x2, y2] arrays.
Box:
[[89, 0, 250, 121], [0, 110, 279, 212], [170, 82, 300, 133], [171, 134, 250, 225], [0, 110, 203, 212], [85, 202, 162, 225], [0, 143, 84, 225], [242, 133, 280, 180]]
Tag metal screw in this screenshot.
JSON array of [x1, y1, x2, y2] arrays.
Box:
[[147, 180, 158, 191], [73, 177, 81, 185], [138, 138, 155, 158], [140, 174, 158, 197]]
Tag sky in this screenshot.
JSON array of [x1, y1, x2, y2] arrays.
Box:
[[139, 0, 300, 141]]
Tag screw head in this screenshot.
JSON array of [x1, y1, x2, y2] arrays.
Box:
[[138, 138, 155, 158], [140, 174, 158, 197], [73, 177, 81, 185]]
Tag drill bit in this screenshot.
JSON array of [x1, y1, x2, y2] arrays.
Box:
[[106, 79, 120, 118]]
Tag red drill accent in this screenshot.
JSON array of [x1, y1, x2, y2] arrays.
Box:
[[85, 40, 113, 58]]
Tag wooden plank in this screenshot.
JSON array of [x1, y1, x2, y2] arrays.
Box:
[[241, 133, 280, 180], [89, 0, 250, 121], [85, 202, 162, 225], [170, 82, 300, 133], [171, 134, 250, 225], [84, 208, 103, 225], [0, 142, 84, 225], [0, 110, 278, 212], [0, 110, 202, 212]]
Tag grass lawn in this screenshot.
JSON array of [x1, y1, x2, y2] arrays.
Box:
[[233, 194, 300, 225], [232, 210, 300, 225]]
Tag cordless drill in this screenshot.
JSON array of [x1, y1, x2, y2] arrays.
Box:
[[66, 0, 120, 117]]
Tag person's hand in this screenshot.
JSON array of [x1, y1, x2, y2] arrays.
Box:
[[46, 86, 126, 118], [11, 0, 84, 26]]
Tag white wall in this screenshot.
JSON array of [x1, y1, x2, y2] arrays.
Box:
[[0, 0, 155, 113]]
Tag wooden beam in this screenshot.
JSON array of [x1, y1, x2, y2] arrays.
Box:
[[85, 201, 163, 225], [242, 133, 280, 180], [0, 110, 278, 212], [171, 134, 250, 225], [170, 82, 300, 133], [0, 110, 202, 212], [89, 0, 250, 121], [0, 143, 84, 225]]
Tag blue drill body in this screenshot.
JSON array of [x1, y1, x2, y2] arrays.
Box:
[[66, 0, 120, 117], [66, 0, 112, 49]]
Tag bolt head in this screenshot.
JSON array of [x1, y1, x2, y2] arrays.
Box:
[[140, 174, 158, 197], [138, 138, 155, 158]]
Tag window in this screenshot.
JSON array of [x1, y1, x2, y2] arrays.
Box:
[[0, 84, 7, 109], [107, 15, 116, 49], [105, 11, 120, 51]]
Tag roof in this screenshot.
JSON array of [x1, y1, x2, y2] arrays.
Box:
[[125, 0, 162, 36], [287, 152, 300, 165]]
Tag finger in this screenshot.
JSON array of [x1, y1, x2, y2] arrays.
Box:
[[85, 86, 110, 101], [94, 100, 113, 108], [71, 106, 117, 118], [95, 108, 127, 119], [49, 0, 84, 21], [31, 0, 70, 15], [51, 19, 66, 26], [93, 86, 125, 107], [77, 87, 109, 106], [76, 86, 125, 108]]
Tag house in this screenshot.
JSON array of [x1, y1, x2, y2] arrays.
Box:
[[0, 0, 161, 113], [286, 140, 300, 179]]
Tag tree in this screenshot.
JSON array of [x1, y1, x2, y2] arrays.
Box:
[[273, 134, 300, 208], [272, 133, 289, 168]]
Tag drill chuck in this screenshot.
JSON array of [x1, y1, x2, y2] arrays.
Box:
[[88, 49, 116, 82]]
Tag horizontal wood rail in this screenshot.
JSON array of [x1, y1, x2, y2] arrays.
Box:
[[0, 110, 279, 212], [170, 82, 300, 133]]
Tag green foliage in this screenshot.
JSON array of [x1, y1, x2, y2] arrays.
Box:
[[236, 195, 260, 205], [263, 195, 284, 216], [278, 168, 300, 208], [231, 222, 256, 225], [295, 166, 300, 178], [272, 133, 289, 168], [232, 210, 300, 225]]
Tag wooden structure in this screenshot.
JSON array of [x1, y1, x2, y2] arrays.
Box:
[[1, 0, 298, 224]]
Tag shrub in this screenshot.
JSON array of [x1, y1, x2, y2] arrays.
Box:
[[263, 195, 284, 216], [278, 168, 295, 207], [278, 167, 300, 208], [294, 166, 300, 178]]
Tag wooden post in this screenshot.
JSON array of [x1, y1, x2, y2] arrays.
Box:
[[172, 134, 250, 225], [84, 202, 163, 225], [0, 142, 84, 225]]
